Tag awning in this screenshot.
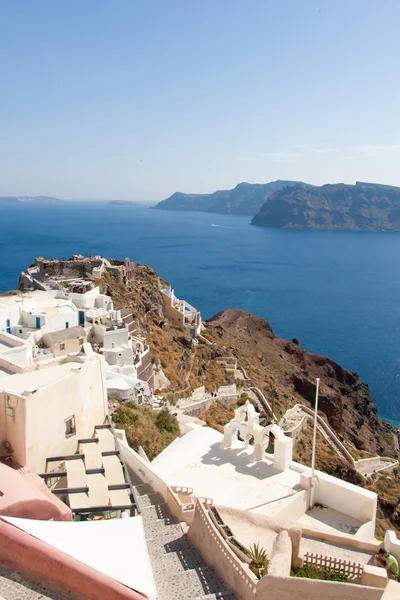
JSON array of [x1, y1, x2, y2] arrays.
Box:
[[3, 515, 157, 599]]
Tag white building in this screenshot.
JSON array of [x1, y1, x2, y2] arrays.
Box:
[[161, 287, 202, 337], [0, 348, 108, 474]]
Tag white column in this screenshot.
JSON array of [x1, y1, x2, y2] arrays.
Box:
[[309, 377, 320, 509]]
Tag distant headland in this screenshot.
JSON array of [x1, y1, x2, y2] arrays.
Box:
[[0, 196, 63, 204], [153, 180, 400, 231]]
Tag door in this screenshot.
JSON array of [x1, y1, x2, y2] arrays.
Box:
[[79, 311, 85, 325], [35, 317, 40, 329], [6, 319, 11, 334]]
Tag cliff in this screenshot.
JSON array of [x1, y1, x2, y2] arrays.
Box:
[[206, 308, 397, 458], [251, 181, 400, 230], [153, 180, 300, 216]]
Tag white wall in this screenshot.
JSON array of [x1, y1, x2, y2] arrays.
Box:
[[0, 333, 32, 367], [117, 438, 168, 501], [0, 300, 22, 332], [9, 356, 108, 473], [384, 530, 400, 563], [314, 471, 377, 528], [23, 308, 79, 332], [103, 328, 130, 350], [104, 347, 133, 367], [70, 287, 101, 309]]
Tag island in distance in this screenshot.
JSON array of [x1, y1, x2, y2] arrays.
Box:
[[109, 200, 138, 206], [251, 181, 400, 231], [153, 180, 300, 216], [155, 179, 400, 231], [0, 196, 63, 204]]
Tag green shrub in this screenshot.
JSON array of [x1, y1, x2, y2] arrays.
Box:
[[247, 543, 269, 579], [291, 564, 350, 583], [155, 408, 179, 434]]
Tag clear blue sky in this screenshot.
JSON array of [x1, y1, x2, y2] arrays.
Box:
[[1, 0, 400, 200]]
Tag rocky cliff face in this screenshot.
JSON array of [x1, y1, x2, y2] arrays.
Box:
[[251, 181, 400, 230], [153, 180, 300, 216], [207, 308, 397, 457]]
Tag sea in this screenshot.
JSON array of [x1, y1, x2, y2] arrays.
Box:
[[1, 201, 400, 424]]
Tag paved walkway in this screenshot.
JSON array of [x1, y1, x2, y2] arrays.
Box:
[[0, 564, 78, 600], [300, 537, 373, 566], [280, 405, 353, 464], [127, 467, 238, 600]]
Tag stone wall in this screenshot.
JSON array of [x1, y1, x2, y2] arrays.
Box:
[[37, 257, 90, 280], [137, 350, 155, 390], [35, 257, 126, 284]]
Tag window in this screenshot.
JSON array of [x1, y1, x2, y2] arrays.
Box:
[[19, 329, 22, 334], [65, 322, 69, 329], [78, 338, 84, 345], [65, 415, 76, 437], [60, 343, 65, 351]]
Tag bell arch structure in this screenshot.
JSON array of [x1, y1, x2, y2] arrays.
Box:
[[220, 401, 293, 471]]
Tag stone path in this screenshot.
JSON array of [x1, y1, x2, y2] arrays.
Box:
[[280, 404, 353, 464], [128, 467, 238, 600], [0, 564, 78, 600]]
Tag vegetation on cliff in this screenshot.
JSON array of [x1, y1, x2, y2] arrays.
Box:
[[102, 262, 399, 535], [251, 181, 400, 230], [153, 180, 299, 216], [111, 400, 179, 460]]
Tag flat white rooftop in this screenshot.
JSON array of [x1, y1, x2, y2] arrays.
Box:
[[0, 362, 80, 395], [151, 426, 302, 516]]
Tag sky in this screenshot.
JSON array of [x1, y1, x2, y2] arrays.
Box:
[[1, 0, 400, 201]]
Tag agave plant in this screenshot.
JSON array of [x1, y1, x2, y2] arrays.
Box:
[[247, 543, 270, 579]]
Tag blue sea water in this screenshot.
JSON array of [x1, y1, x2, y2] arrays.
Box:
[[1, 201, 400, 423]]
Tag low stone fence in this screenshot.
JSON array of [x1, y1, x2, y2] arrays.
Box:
[[303, 551, 363, 581], [283, 414, 308, 442], [249, 387, 278, 421], [354, 456, 399, 476], [166, 485, 213, 525], [188, 500, 258, 599], [177, 383, 238, 416], [257, 574, 384, 600]]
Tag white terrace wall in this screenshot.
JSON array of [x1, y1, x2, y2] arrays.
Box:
[[312, 471, 377, 527], [273, 489, 308, 523], [258, 574, 383, 600], [0, 333, 32, 368], [188, 501, 257, 600], [116, 437, 168, 500], [384, 530, 400, 564]]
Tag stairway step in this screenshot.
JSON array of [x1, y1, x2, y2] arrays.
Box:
[[198, 592, 238, 600], [133, 482, 154, 496], [154, 566, 229, 600], [141, 503, 172, 523], [150, 547, 208, 575], [136, 491, 165, 509], [145, 521, 185, 543], [147, 533, 194, 557]]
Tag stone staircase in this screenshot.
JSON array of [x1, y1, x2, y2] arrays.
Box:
[[127, 467, 238, 600]]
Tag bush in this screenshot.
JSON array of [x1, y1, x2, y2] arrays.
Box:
[[111, 402, 179, 460], [291, 564, 350, 583], [155, 408, 180, 434]]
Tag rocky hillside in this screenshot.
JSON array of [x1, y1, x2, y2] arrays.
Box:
[[251, 181, 400, 230], [206, 309, 397, 458], [153, 180, 300, 216]]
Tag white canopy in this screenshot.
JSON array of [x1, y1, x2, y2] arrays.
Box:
[[3, 515, 157, 599]]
